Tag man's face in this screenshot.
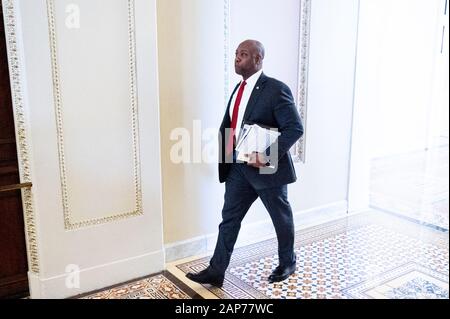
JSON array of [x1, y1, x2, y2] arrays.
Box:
[[234, 42, 260, 78]]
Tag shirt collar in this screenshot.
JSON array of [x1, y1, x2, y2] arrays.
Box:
[[241, 69, 263, 87]]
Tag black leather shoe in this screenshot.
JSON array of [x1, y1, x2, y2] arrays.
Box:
[[186, 268, 224, 288], [268, 263, 296, 283]]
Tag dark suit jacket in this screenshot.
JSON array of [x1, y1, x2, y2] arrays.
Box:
[[219, 73, 304, 189]]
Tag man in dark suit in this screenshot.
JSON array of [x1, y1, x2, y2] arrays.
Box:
[[186, 40, 303, 287]]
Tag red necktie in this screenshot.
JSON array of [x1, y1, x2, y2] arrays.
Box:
[[226, 81, 247, 155]]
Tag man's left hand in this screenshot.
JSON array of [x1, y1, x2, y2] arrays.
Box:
[[246, 152, 268, 168]]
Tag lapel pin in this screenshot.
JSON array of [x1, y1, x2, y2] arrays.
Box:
[[256, 86, 260, 90]]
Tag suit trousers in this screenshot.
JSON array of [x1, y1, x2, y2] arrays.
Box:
[[209, 163, 296, 276]]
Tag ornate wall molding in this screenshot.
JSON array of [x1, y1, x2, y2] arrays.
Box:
[[293, 0, 312, 163], [224, 0, 230, 107], [46, 0, 143, 230], [2, 0, 40, 274], [224, 0, 312, 163]]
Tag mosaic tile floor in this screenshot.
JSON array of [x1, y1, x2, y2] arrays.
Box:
[[172, 210, 448, 299], [370, 144, 449, 230], [78, 272, 200, 299]]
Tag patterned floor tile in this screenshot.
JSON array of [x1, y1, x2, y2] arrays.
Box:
[[343, 262, 449, 299], [78, 272, 199, 299], [174, 211, 448, 299]]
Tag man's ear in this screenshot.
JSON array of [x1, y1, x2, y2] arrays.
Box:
[[255, 54, 262, 66]]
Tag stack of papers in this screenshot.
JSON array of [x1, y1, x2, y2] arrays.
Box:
[[235, 124, 281, 162]]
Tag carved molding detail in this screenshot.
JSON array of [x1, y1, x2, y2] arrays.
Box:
[[224, 0, 230, 106], [293, 0, 312, 163], [2, 0, 40, 274], [46, 0, 143, 230]]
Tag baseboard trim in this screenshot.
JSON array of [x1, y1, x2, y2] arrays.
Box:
[[165, 200, 348, 262], [164, 235, 208, 263], [27, 250, 165, 299]]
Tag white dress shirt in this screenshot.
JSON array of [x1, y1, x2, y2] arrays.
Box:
[[229, 69, 263, 141]]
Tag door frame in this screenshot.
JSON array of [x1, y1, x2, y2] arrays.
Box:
[[347, 0, 371, 214], [425, 0, 449, 148], [2, 0, 41, 281]]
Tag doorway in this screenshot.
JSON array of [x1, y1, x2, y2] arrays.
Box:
[[349, 0, 449, 230], [0, 3, 29, 299], [368, 0, 449, 230]]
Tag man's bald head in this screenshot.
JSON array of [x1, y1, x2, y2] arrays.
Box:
[[234, 40, 265, 80], [241, 39, 265, 59]]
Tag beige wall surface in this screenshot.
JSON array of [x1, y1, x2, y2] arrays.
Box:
[[157, 0, 226, 244]]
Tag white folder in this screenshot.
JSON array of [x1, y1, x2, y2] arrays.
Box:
[[235, 124, 280, 163]]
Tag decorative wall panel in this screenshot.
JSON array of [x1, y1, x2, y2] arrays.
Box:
[[47, 0, 142, 229]]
